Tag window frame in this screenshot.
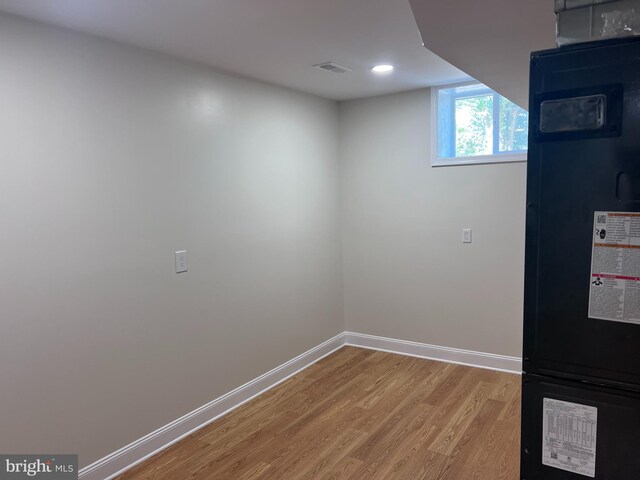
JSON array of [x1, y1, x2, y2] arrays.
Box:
[[430, 81, 528, 167]]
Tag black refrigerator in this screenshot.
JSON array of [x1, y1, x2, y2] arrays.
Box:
[[521, 37, 640, 479]]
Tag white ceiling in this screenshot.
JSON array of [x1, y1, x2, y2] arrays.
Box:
[[0, 0, 470, 101], [410, 0, 556, 109]]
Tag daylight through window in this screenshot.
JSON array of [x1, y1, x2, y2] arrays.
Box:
[[433, 83, 528, 166]]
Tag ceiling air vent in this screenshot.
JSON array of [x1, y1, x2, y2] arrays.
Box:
[[314, 62, 352, 74]]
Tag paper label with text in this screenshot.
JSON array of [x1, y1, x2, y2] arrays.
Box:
[[542, 398, 597, 477], [589, 211, 640, 324]]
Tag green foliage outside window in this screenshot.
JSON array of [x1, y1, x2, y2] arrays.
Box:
[[437, 83, 528, 162]]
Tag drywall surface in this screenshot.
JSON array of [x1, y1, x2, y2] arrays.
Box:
[[340, 89, 526, 357], [0, 13, 342, 466], [409, 0, 555, 109]]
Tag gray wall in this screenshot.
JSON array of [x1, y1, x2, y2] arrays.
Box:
[[0, 13, 343, 466], [340, 89, 526, 357], [0, 12, 528, 470]]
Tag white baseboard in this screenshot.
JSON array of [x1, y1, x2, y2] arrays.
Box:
[[78, 333, 346, 480], [344, 332, 522, 374], [79, 331, 521, 480]]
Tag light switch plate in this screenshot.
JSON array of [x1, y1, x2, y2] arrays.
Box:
[[462, 228, 472, 244], [175, 250, 188, 273]]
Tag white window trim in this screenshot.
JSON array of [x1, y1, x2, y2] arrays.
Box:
[[430, 82, 528, 167]]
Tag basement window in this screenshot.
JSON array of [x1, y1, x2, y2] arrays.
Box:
[[432, 82, 528, 166]]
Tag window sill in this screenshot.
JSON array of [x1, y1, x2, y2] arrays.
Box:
[[431, 153, 527, 167]]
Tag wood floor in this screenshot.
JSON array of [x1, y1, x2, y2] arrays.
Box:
[[118, 347, 521, 480]]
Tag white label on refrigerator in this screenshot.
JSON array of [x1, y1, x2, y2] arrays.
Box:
[[542, 398, 597, 477], [588, 211, 640, 324]]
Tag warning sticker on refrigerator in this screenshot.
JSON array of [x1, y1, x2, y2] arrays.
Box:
[[542, 398, 597, 477], [588, 211, 640, 324]]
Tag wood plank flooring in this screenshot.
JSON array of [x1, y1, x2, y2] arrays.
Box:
[[118, 347, 521, 480]]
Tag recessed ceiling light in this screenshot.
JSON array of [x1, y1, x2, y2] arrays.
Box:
[[372, 64, 394, 74]]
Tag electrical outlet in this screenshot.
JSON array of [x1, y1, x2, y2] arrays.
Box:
[[175, 250, 188, 273], [462, 228, 472, 244]]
